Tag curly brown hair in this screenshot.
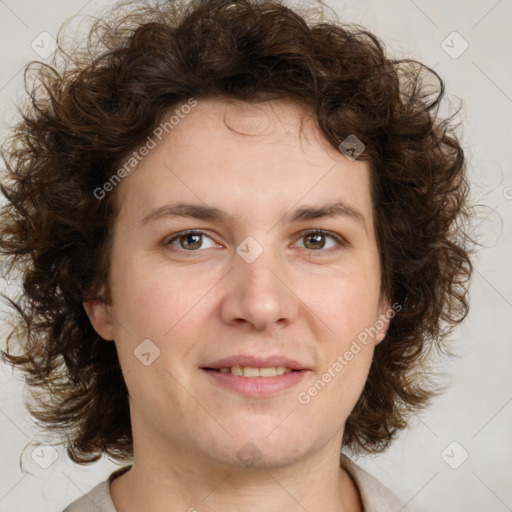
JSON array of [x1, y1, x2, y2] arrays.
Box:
[[0, 0, 474, 464]]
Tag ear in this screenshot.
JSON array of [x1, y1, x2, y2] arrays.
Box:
[[83, 298, 115, 341], [374, 295, 393, 345]]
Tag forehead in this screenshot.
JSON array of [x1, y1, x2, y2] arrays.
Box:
[[114, 97, 374, 232], [169, 97, 334, 153]]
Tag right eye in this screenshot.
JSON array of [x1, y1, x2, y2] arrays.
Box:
[[164, 230, 219, 251]]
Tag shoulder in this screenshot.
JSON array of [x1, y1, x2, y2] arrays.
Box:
[[341, 454, 412, 512], [61, 466, 131, 512]]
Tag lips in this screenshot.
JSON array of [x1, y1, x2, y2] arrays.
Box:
[[201, 355, 309, 371], [201, 354, 310, 397]]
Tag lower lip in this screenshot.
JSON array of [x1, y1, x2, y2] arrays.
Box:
[[202, 369, 308, 397]]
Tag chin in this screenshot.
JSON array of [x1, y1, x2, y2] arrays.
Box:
[[221, 443, 307, 471], [227, 413, 300, 442]]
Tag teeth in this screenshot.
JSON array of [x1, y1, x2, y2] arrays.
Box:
[[243, 367, 260, 377], [217, 366, 293, 377]]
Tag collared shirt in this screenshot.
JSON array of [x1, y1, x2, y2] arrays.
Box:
[[62, 455, 409, 512]]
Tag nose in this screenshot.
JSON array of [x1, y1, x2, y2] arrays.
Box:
[[219, 246, 299, 332]]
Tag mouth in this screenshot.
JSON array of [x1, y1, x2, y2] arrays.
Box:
[[203, 365, 296, 377], [201, 366, 309, 398], [200, 357, 309, 397]]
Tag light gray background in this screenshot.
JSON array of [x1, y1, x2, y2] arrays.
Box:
[[1, 1, 511, 511]]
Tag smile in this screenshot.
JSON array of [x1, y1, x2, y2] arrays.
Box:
[[202, 367, 308, 397], [216, 366, 294, 377]]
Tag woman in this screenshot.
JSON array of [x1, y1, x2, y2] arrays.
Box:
[[0, 0, 474, 510]]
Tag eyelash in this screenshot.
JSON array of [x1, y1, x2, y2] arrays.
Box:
[[164, 229, 347, 255]]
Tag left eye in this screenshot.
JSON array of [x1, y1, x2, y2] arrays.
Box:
[[293, 230, 344, 251], [165, 229, 345, 252]]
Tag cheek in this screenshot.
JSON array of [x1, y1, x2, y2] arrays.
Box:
[[109, 251, 185, 337], [108, 255, 216, 379], [306, 266, 381, 340], [302, 264, 380, 406]]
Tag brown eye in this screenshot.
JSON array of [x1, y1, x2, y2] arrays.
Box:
[[165, 230, 216, 251], [295, 229, 346, 252], [303, 232, 326, 250], [179, 233, 202, 250]]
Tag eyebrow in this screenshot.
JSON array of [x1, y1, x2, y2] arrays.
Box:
[[141, 200, 367, 231]]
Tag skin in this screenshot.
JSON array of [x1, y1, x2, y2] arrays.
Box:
[[84, 97, 391, 512]]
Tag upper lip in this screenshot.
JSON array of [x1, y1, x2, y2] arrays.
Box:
[[202, 355, 309, 371]]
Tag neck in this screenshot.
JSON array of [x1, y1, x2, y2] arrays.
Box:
[[110, 437, 362, 512]]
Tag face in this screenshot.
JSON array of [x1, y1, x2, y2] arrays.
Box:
[[85, 97, 390, 471]]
